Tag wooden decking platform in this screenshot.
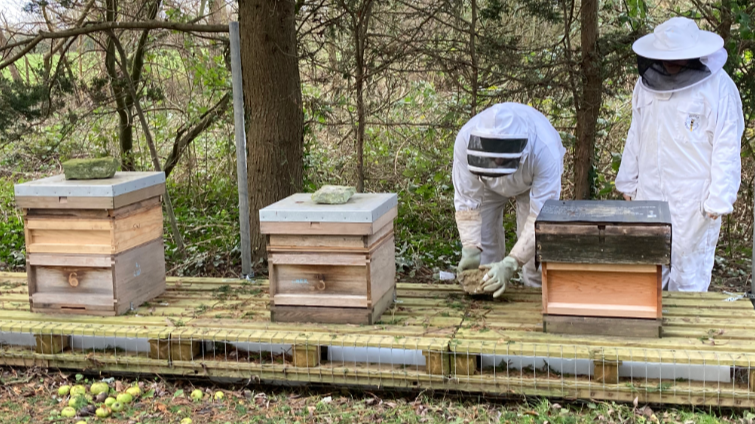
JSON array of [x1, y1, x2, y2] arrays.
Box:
[[2, 272, 755, 407]]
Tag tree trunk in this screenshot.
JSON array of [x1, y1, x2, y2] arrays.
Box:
[[351, 1, 373, 193], [573, 0, 601, 200], [104, 0, 135, 171], [239, 0, 303, 262]]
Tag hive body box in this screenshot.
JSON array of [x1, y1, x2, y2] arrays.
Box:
[[535, 200, 672, 338], [14, 172, 167, 315], [260, 193, 398, 324]]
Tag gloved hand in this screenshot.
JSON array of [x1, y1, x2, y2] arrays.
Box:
[[457, 247, 481, 273], [480, 256, 519, 298]]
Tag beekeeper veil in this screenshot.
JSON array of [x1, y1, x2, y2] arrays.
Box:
[[466, 107, 532, 178], [632, 17, 726, 93]]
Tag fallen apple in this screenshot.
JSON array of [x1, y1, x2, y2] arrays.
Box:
[[126, 386, 142, 398], [58, 385, 71, 396], [180, 419, 192, 424], [68, 396, 86, 408], [110, 401, 125, 412], [61, 407, 76, 418], [190, 389, 203, 401], [116, 393, 133, 404], [95, 407, 110, 418], [214, 391, 225, 401], [90, 382, 109, 395], [70, 385, 86, 397], [104, 397, 117, 407]]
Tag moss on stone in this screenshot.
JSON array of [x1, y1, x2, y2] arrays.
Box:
[[62, 157, 119, 180]]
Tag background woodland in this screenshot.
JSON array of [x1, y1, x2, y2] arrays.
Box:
[[0, 0, 753, 291]]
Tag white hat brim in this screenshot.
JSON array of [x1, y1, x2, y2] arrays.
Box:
[[632, 31, 723, 60]]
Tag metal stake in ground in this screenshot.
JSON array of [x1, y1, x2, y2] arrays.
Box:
[[229, 21, 252, 278]]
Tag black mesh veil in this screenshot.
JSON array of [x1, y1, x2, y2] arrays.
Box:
[[637, 56, 712, 92]]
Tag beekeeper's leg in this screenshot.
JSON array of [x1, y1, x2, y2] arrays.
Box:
[[514, 191, 541, 288], [479, 186, 507, 266], [661, 266, 670, 290], [668, 207, 721, 292]]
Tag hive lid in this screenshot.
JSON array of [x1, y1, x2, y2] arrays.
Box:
[[14, 172, 165, 198], [259, 193, 398, 223], [536, 200, 672, 225]]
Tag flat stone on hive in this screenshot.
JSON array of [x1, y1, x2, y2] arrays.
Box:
[[311, 185, 356, 204], [63, 157, 119, 180]]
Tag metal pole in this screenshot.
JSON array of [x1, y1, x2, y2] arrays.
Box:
[[229, 21, 252, 278]]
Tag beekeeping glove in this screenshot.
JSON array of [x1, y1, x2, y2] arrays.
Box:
[[480, 256, 519, 298], [457, 246, 482, 273]]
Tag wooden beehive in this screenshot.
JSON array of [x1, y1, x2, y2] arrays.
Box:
[[260, 193, 398, 325], [535, 200, 671, 338], [15, 172, 167, 315]]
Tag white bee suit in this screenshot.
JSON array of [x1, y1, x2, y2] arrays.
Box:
[[615, 48, 744, 292], [453, 103, 566, 287]]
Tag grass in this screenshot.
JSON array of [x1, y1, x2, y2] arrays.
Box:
[[1, 368, 754, 424]]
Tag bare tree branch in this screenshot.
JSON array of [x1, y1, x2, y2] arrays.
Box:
[[0, 20, 228, 70]]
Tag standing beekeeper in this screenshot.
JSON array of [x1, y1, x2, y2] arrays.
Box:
[[453, 103, 566, 296], [616, 17, 744, 292]]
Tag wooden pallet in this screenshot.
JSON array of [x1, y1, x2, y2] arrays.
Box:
[[1, 272, 755, 407]]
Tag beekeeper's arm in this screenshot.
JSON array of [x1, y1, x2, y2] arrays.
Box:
[[704, 80, 744, 218], [481, 143, 562, 297], [508, 148, 562, 266], [615, 81, 643, 200], [452, 128, 485, 271]]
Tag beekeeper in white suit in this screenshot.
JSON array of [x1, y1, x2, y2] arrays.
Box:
[[453, 103, 566, 296], [616, 17, 744, 292]]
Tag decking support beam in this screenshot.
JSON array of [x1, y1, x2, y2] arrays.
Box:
[[34, 334, 70, 354], [451, 352, 478, 376], [423, 351, 449, 375], [149, 338, 201, 361], [292, 344, 322, 367], [594, 360, 622, 384]]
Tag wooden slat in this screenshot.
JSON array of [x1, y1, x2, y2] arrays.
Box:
[[112, 184, 165, 209], [273, 294, 369, 308], [15, 196, 114, 209], [546, 302, 658, 318], [27, 242, 112, 255], [544, 315, 661, 338], [270, 253, 367, 266], [27, 253, 113, 268], [371, 207, 398, 234], [260, 221, 374, 236], [268, 234, 365, 250], [25, 219, 112, 231], [32, 292, 115, 308], [545, 262, 656, 273]]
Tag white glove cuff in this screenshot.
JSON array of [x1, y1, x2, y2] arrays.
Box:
[[456, 209, 482, 251]]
